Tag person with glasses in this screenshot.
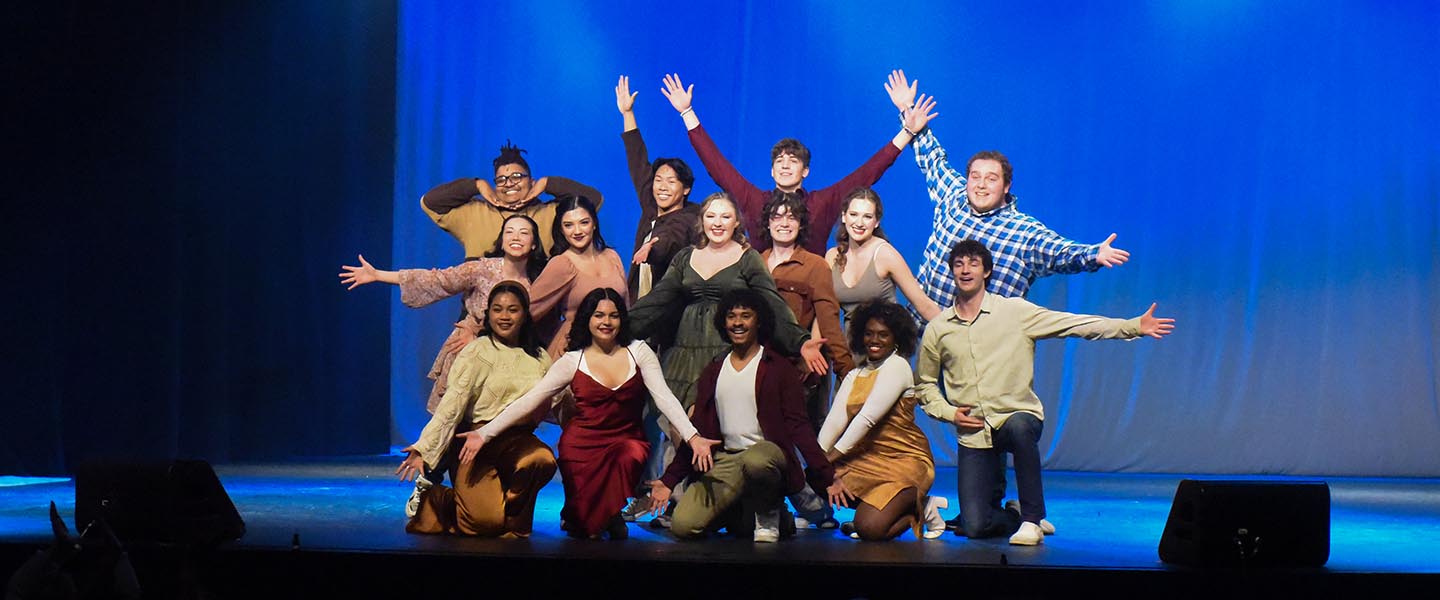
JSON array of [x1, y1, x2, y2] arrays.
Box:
[[421, 142, 605, 260]]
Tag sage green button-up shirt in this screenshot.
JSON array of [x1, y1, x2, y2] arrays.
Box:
[[914, 293, 1140, 449]]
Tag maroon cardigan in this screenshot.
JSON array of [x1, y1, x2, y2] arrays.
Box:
[[687, 124, 902, 255], [660, 347, 835, 494]]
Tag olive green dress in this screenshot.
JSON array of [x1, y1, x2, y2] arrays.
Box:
[[629, 247, 808, 408]]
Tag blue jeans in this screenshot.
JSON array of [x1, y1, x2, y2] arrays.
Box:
[[956, 413, 1046, 538]]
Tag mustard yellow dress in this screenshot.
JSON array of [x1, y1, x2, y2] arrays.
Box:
[[818, 353, 935, 534]]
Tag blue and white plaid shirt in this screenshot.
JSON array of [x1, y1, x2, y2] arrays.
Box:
[[912, 128, 1101, 307]]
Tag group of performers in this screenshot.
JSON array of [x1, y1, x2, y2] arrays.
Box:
[[339, 70, 1176, 545]]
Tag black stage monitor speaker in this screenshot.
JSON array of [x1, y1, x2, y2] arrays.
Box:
[[1158, 479, 1329, 567], [75, 459, 246, 546]]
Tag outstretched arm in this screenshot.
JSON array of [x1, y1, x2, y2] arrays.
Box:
[[1138, 303, 1175, 339], [395, 260, 494, 308], [1026, 218, 1129, 278], [476, 352, 580, 442], [633, 342, 720, 471], [339, 254, 399, 290], [628, 248, 689, 338], [408, 341, 492, 468], [1017, 297, 1169, 341]]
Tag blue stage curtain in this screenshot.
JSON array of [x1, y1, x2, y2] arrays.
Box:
[[395, 1, 1438, 476], [1, 2, 396, 475]]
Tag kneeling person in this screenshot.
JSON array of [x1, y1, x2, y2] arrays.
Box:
[[648, 290, 835, 542], [915, 240, 1175, 545]]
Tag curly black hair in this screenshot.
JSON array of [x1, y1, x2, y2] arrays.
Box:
[[712, 289, 775, 346], [947, 239, 994, 282], [757, 190, 809, 248], [846, 300, 918, 359], [492, 140, 530, 174]]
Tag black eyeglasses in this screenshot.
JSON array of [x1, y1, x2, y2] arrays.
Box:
[[494, 172, 530, 185]]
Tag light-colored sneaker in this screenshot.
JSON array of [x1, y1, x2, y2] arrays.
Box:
[[1004, 499, 1055, 535], [1008, 521, 1045, 546], [922, 496, 949, 539], [620, 495, 649, 522], [753, 508, 780, 543], [405, 474, 433, 519]]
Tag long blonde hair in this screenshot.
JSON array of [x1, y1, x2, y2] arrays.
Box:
[[832, 187, 887, 272], [692, 192, 749, 249]]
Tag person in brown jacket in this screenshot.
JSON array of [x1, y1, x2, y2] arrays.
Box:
[[760, 190, 855, 530], [420, 142, 604, 259]]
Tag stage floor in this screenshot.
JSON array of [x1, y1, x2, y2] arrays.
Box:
[[4, 456, 1439, 575]]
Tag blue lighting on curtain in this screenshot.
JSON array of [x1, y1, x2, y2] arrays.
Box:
[[395, 1, 1439, 476]]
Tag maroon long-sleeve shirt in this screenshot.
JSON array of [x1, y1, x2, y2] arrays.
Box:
[[687, 125, 902, 254]]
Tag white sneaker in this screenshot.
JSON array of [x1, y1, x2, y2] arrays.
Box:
[[1009, 521, 1045, 545], [405, 474, 433, 519], [753, 509, 780, 543], [1003, 499, 1055, 535], [792, 515, 810, 529], [922, 496, 948, 539]]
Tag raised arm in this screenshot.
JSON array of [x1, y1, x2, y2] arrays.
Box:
[[475, 352, 579, 441], [662, 74, 765, 212], [617, 75, 639, 133], [875, 243, 942, 321], [824, 357, 914, 456]]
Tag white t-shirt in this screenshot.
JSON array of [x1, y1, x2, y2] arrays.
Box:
[[716, 348, 766, 451]]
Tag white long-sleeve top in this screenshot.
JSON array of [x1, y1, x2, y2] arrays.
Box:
[[817, 352, 916, 456], [477, 340, 700, 443]]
